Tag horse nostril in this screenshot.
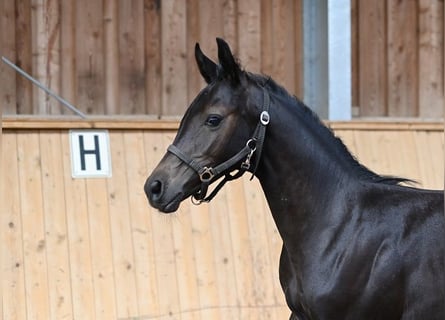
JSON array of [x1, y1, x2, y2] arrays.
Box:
[[150, 180, 162, 196]]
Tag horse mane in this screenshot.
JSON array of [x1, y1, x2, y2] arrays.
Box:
[[246, 72, 410, 186]]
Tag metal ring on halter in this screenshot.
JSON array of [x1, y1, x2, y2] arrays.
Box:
[[246, 138, 257, 151], [260, 111, 270, 125], [191, 195, 206, 205]]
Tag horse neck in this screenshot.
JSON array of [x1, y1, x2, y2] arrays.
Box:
[[255, 94, 356, 245]]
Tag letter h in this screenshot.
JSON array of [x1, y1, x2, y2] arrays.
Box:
[[78, 135, 101, 170]]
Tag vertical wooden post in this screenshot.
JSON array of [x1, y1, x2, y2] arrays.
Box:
[[1, 0, 17, 114], [161, 0, 187, 116], [60, 0, 77, 113], [15, 0, 33, 114], [237, 0, 261, 71], [104, 0, 119, 114], [418, 0, 443, 118], [358, 1, 387, 116], [144, 0, 162, 116], [76, 0, 105, 115], [387, 0, 418, 117], [118, 0, 146, 114], [31, 0, 61, 115]]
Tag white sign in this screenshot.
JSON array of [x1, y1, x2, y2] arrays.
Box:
[[69, 130, 112, 178]]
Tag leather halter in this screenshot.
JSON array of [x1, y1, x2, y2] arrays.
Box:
[[167, 87, 271, 204]]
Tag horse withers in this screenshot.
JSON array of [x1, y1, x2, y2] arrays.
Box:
[[145, 38, 445, 319]]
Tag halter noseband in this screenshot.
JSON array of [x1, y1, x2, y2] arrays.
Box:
[[167, 87, 271, 204]]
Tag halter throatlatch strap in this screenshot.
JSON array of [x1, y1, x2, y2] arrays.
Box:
[[167, 86, 270, 204], [249, 87, 270, 179]]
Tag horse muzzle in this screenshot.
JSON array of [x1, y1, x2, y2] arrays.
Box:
[[144, 177, 184, 213]]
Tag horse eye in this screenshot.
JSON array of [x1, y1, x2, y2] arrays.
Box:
[[205, 114, 223, 127]]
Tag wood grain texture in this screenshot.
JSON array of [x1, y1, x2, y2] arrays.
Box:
[[2, 123, 443, 319], [418, 0, 444, 118], [387, 0, 418, 117], [358, 1, 387, 116], [1, 0, 17, 114], [3, 1, 443, 118], [2, 133, 27, 320]]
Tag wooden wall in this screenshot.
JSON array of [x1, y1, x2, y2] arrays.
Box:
[[352, 0, 444, 117], [2, 120, 443, 320], [1, 0, 443, 118], [0, 0, 303, 117]]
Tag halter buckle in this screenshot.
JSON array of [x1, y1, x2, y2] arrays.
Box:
[[199, 167, 215, 182]]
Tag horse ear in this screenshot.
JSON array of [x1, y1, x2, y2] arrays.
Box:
[[195, 43, 218, 84], [216, 37, 242, 85]]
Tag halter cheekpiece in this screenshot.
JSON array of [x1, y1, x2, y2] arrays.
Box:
[[167, 86, 271, 204]]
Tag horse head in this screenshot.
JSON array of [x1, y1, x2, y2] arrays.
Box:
[[145, 38, 266, 213]]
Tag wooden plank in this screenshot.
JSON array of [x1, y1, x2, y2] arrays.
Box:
[[76, 0, 105, 114], [387, 0, 418, 117], [2, 133, 27, 319], [125, 131, 161, 317], [17, 131, 51, 319], [237, 0, 261, 70], [225, 179, 256, 320], [145, 131, 181, 318], [222, 0, 238, 48], [118, 0, 146, 114], [418, 0, 444, 118], [207, 189, 239, 319], [262, 192, 289, 319], [273, 0, 297, 91], [103, 0, 119, 114], [145, 0, 162, 116], [197, 0, 224, 59], [2, 116, 181, 130], [190, 204, 220, 319], [39, 131, 74, 319], [243, 177, 278, 320], [0, 0, 17, 114], [107, 131, 140, 317], [60, 0, 77, 113], [3, 118, 443, 131], [170, 202, 201, 320], [358, 1, 387, 116], [15, 0, 33, 114], [60, 131, 96, 319], [31, 0, 61, 115], [86, 177, 118, 319], [161, 0, 188, 116], [260, 0, 274, 76], [186, 0, 202, 101]]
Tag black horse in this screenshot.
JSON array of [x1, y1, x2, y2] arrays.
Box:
[[145, 38, 445, 319]]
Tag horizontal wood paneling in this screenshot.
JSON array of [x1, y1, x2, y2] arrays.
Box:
[[1, 0, 442, 118], [2, 122, 443, 319]]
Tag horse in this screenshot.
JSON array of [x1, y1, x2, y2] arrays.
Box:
[[145, 38, 445, 319]]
